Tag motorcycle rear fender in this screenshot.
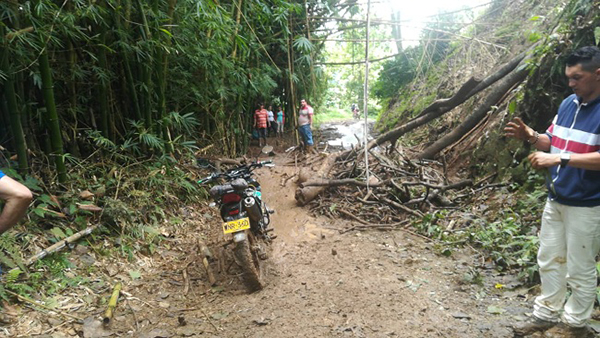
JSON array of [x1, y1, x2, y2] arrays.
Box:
[[232, 231, 246, 243]]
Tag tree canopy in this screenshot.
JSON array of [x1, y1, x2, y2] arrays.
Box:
[[0, 0, 358, 181]]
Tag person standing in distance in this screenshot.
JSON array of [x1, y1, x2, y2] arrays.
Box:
[[505, 46, 600, 338], [254, 104, 270, 147], [0, 170, 32, 235], [267, 105, 276, 137], [276, 106, 284, 138], [298, 99, 314, 153]]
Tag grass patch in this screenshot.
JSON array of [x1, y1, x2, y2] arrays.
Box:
[[314, 107, 354, 125]]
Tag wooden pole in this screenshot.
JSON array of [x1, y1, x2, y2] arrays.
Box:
[[363, 0, 371, 192]]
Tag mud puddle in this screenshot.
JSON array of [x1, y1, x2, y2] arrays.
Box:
[[319, 119, 375, 150]]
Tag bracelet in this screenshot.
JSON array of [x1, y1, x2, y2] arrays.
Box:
[[528, 131, 539, 145]]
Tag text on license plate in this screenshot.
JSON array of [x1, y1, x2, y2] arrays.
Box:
[[222, 218, 250, 234]]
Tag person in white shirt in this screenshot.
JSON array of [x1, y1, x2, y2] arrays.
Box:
[[267, 106, 275, 137]]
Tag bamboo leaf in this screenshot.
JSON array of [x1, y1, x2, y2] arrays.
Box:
[[50, 227, 67, 239], [159, 28, 173, 38], [129, 270, 141, 280]]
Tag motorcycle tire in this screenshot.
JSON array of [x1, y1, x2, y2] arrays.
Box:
[[233, 231, 264, 292]]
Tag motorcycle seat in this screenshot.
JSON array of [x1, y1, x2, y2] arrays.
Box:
[[209, 184, 233, 198], [230, 178, 248, 190]]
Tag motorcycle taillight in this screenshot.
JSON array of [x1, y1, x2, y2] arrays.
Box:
[[228, 209, 240, 215], [222, 193, 241, 204]]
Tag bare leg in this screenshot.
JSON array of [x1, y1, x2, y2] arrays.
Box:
[[0, 176, 33, 235]]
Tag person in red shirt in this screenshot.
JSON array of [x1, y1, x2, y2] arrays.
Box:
[[254, 104, 270, 147]]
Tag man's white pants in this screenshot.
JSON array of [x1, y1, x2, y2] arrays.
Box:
[[533, 200, 600, 327]]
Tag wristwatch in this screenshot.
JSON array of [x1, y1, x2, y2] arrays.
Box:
[[560, 153, 571, 167]]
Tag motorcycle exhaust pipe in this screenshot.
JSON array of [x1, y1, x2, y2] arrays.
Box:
[[244, 197, 262, 222]]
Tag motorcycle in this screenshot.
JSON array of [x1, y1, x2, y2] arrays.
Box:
[[198, 160, 275, 292]]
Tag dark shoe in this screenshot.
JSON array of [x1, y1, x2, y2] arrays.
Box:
[[543, 323, 595, 338], [513, 317, 557, 336]]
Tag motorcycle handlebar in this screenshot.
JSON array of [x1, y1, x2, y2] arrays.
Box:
[[198, 161, 274, 184]]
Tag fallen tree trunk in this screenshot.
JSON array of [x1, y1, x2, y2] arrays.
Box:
[[415, 51, 526, 119], [418, 64, 529, 159], [295, 154, 338, 205], [339, 51, 528, 161]]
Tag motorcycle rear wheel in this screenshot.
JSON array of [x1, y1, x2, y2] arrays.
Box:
[[234, 231, 264, 292]]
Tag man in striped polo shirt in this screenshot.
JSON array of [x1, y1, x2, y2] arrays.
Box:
[[254, 104, 270, 147], [506, 46, 600, 338]]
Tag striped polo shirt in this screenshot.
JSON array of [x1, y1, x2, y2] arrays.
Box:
[[546, 94, 600, 206], [255, 109, 268, 129]]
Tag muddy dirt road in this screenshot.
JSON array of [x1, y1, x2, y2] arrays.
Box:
[[78, 152, 534, 338], [3, 128, 541, 338], [156, 156, 529, 338]]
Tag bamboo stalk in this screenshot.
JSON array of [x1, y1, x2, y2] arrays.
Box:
[[115, 0, 142, 121], [4, 27, 34, 40], [97, 28, 110, 140], [39, 49, 67, 183], [25, 224, 100, 266], [0, 45, 29, 173], [103, 282, 123, 325], [137, 0, 153, 129]]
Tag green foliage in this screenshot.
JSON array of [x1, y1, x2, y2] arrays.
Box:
[[412, 172, 545, 282], [0, 235, 25, 275], [0, 0, 339, 166], [372, 11, 462, 103]]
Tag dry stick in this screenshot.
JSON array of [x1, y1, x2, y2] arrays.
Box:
[[103, 282, 123, 325], [197, 304, 220, 331], [25, 224, 100, 265], [198, 240, 217, 286], [338, 209, 368, 224], [120, 291, 156, 309], [127, 301, 140, 332], [337, 211, 430, 241], [183, 268, 190, 295], [380, 196, 424, 218], [300, 178, 390, 188], [472, 182, 508, 193], [402, 179, 473, 192], [5, 290, 83, 322], [114, 169, 123, 200]]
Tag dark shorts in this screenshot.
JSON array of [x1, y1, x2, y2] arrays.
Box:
[[257, 128, 267, 138]]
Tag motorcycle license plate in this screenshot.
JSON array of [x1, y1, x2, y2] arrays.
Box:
[[222, 217, 250, 234]]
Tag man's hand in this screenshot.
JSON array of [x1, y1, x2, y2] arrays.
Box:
[[504, 117, 534, 141], [528, 152, 560, 169]]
